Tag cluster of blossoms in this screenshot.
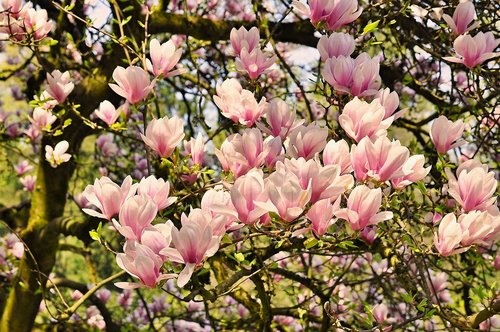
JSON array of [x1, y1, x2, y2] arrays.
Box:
[[442, 1, 499, 68], [230, 26, 276, 80], [0, 0, 54, 41]]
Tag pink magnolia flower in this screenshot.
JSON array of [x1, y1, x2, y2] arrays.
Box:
[[306, 198, 340, 236], [236, 48, 276, 80], [264, 136, 283, 168], [94, 100, 120, 126], [96, 133, 119, 157], [294, 0, 362, 31], [458, 211, 496, 247], [140, 222, 173, 259], [1, 0, 24, 18], [324, 0, 362, 31], [146, 38, 185, 77], [30, 107, 57, 130], [286, 123, 329, 160], [282, 158, 354, 203], [372, 304, 389, 324], [317, 32, 356, 61], [442, 1, 479, 35], [430, 115, 465, 154], [215, 128, 274, 177], [160, 209, 221, 287], [446, 160, 497, 212], [201, 188, 237, 236], [374, 88, 404, 120], [444, 32, 500, 68], [137, 175, 177, 211], [109, 66, 155, 104], [351, 136, 410, 182], [322, 53, 381, 97], [182, 133, 206, 167], [116, 241, 175, 289], [214, 78, 267, 127], [265, 168, 312, 222], [230, 26, 260, 56], [82, 176, 137, 220], [434, 213, 464, 256], [45, 140, 71, 168], [391, 155, 431, 190], [45, 70, 74, 104], [113, 195, 158, 241], [322, 139, 352, 175], [257, 99, 304, 140], [14, 160, 33, 176], [19, 175, 36, 192], [228, 169, 270, 224], [22, 7, 54, 40], [339, 97, 392, 142], [140, 115, 185, 158], [335, 185, 393, 231]]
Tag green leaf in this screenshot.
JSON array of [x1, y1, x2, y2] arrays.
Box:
[[416, 298, 427, 312], [89, 230, 100, 242], [234, 253, 245, 262], [121, 16, 132, 26], [304, 238, 318, 249], [363, 20, 380, 34]]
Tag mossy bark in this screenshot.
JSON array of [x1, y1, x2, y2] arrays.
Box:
[[0, 146, 73, 332]]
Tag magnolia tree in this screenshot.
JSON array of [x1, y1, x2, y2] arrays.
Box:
[[0, 0, 499, 331]]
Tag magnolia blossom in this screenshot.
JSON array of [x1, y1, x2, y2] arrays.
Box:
[[0, 0, 25, 17], [23, 7, 54, 40], [182, 133, 206, 167], [94, 100, 120, 126], [230, 26, 260, 56], [214, 78, 267, 127], [19, 175, 36, 192], [294, 0, 362, 31], [109, 66, 155, 104], [322, 139, 352, 175], [147, 38, 184, 77], [317, 32, 356, 61], [281, 158, 353, 203], [45, 70, 74, 104], [430, 115, 465, 154], [236, 48, 276, 80], [45, 140, 71, 168], [446, 160, 497, 212], [116, 241, 176, 289], [434, 213, 464, 256], [96, 133, 119, 157], [391, 155, 430, 190], [322, 53, 381, 97], [257, 99, 304, 140], [137, 175, 177, 211], [160, 209, 221, 287], [351, 136, 410, 182], [228, 170, 270, 224], [264, 168, 311, 222], [459, 211, 496, 247], [339, 97, 392, 142], [444, 32, 500, 68], [82, 176, 137, 220], [14, 160, 33, 176], [113, 195, 158, 241], [306, 198, 340, 236], [201, 188, 237, 236], [286, 123, 329, 160], [335, 185, 393, 231], [375, 88, 404, 120], [30, 107, 56, 130], [442, 1, 479, 35], [141, 115, 185, 158]]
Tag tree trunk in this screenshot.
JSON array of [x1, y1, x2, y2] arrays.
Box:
[[0, 147, 73, 332]]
